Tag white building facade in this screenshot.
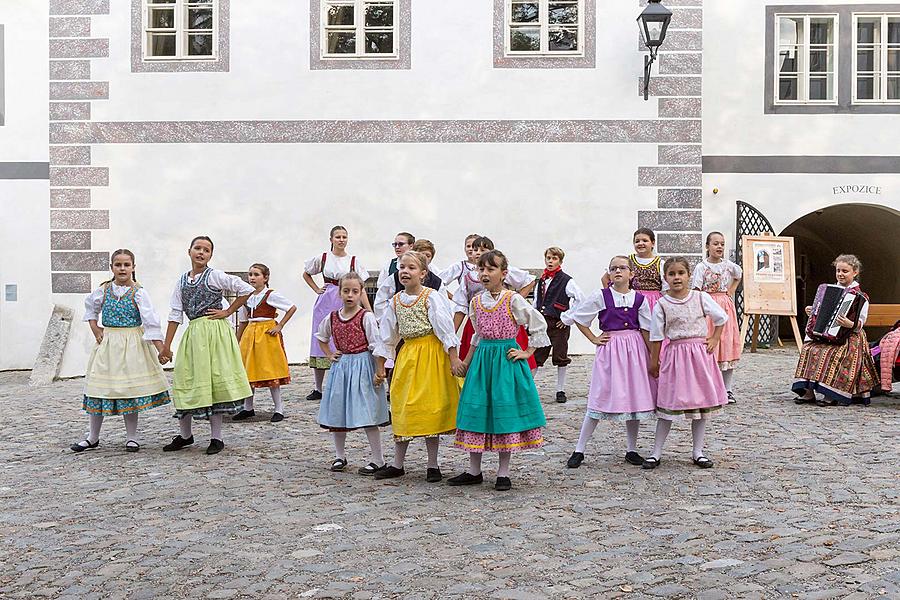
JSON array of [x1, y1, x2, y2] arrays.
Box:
[[0, 0, 896, 375]]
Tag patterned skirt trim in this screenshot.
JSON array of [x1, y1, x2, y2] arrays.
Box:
[[655, 405, 722, 421], [587, 409, 656, 422], [453, 427, 544, 453], [322, 420, 390, 433], [250, 377, 291, 389], [83, 391, 170, 416], [793, 331, 878, 400], [174, 399, 243, 420], [308, 356, 332, 370], [393, 429, 455, 443]]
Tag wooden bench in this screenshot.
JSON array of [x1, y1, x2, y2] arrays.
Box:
[[866, 304, 900, 329]]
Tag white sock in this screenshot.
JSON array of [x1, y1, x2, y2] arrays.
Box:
[[271, 386, 284, 414], [333, 431, 347, 460], [691, 419, 707, 459], [179, 415, 193, 439], [722, 369, 735, 392], [243, 393, 254, 411], [497, 451, 512, 478], [625, 420, 640, 453], [364, 427, 384, 465], [314, 369, 326, 392], [123, 413, 138, 443], [425, 437, 440, 469], [468, 452, 483, 476], [557, 366, 567, 393], [209, 414, 224, 441], [393, 441, 409, 469], [651, 419, 673, 460], [78, 414, 104, 446], [575, 414, 599, 453]]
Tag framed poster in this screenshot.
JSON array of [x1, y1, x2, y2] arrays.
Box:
[[741, 235, 797, 316]]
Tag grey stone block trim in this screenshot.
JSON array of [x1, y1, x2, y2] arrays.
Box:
[[660, 53, 701, 75], [656, 233, 703, 254], [0, 162, 50, 179], [639, 76, 701, 98], [131, 0, 230, 73], [638, 30, 702, 51], [493, 0, 595, 69], [49, 166, 108, 187], [638, 166, 702, 187], [49, 17, 91, 37], [49, 119, 702, 144], [51, 231, 92, 250], [50, 102, 91, 121], [51, 251, 109, 272], [50, 209, 109, 230], [658, 98, 701, 118], [658, 145, 701, 165], [49, 0, 110, 16], [51, 273, 92, 294], [703, 155, 900, 174], [50, 188, 91, 208], [49, 81, 109, 101], [49, 38, 109, 59], [49, 146, 91, 166], [669, 8, 702, 29], [310, 0, 410, 70], [658, 188, 702, 209], [638, 210, 702, 232], [50, 60, 91, 81]]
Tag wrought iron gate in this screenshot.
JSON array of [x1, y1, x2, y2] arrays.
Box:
[[735, 201, 776, 346]]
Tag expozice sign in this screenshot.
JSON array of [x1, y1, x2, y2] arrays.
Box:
[[833, 185, 882, 195]]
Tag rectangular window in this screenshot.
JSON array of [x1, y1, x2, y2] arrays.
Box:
[[506, 0, 583, 56], [776, 14, 837, 103], [321, 1, 396, 59], [853, 14, 900, 103], [143, 0, 216, 60]]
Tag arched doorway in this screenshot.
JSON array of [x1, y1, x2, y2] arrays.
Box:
[[780, 203, 900, 337]]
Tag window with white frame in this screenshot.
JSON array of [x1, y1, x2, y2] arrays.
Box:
[[321, 1, 396, 58], [776, 14, 837, 103], [506, 0, 583, 56], [144, 0, 215, 59], [854, 14, 900, 103]]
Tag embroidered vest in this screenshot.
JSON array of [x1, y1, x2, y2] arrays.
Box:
[[629, 254, 663, 292], [535, 271, 572, 319], [658, 291, 708, 340], [597, 288, 643, 332], [474, 291, 520, 340], [331, 309, 369, 354], [180, 268, 223, 321], [248, 289, 278, 319], [394, 288, 433, 340], [101, 284, 142, 328]]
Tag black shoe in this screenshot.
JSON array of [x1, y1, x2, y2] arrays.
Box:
[[794, 396, 813, 405], [426, 468, 442, 483], [330, 457, 348, 472], [124, 440, 140, 453], [642, 457, 661, 470], [270, 412, 285, 423], [306, 390, 322, 401], [70, 439, 99, 453], [555, 391, 568, 403], [205, 439, 224, 455], [374, 466, 405, 480], [693, 455, 713, 469], [358, 462, 386, 476], [495, 477, 512, 491], [447, 472, 483, 486], [566, 451, 584, 468], [232, 409, 255, 421], [162, 435, 194, 452], [727, 391, 736, 404], [624, 451, 644, 466]]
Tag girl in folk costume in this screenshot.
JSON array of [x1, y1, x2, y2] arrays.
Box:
[[374, 238, 444, 320], [158, 236, 254, 455], [375, 232, 415, 290], [563, 256, 656, 469], [644, 257, 729, 470], [793, 255, 879, 407], [450, 250, 549, 492], [71, 250, 171, 453], [691, 232, 743, 403], [439, 233, 482, 299], [303, 225, 371, 402], [316, 272, 390, 475], [233, 264, 297, 423], [601, 228, 666, 310], [374, 251, 465, 482]]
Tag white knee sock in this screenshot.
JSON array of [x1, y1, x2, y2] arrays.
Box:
[[243, 393, 254, 411], [691, 419, 708, 459], [270, 386, 284, 414], [425, 437, 440, 468], [721, 369, 734, 392], [651, 419, 673, 460], [557, 366, 567, 393], [179, 415, 193, 439], [81, 414, 104, 445], [393, 441, 409, 469], [468, 452, 483, 476], [625, 420, 640, 453], [575, 414, 599, 453], [209, 414, 224, 441], [123, 413, 139, 442], [314, 369, 326, 392], [497, 451, 512, 478], [332, 431, 347, 460], [364, 427, 384, 465]]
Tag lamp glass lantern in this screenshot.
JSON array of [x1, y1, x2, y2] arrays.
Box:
[[637, 0, 673, 51]]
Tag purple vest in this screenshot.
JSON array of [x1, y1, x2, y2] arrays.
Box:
[[597, 288, 644, 332]]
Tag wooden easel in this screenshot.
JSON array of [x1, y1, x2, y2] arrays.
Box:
[[739, 312, 803, 353]]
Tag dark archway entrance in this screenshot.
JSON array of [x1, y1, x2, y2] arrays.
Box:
[[779, 203, 900, 338]]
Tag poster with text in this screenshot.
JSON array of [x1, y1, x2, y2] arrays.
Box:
[[752, 241, 785, 283]]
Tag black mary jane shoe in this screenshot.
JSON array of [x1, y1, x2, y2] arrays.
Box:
[[624, 451, 644, 466], [358, 462, 385, 476], [270, 412, 285, 423], [374, 466, 405, 480], [642, 457, 661, 470], [727, 391, 736, 404], [815, 399, 839, 407], [232, 409, 255, 421], [205, 439, 225, 455], [162, 435, 194, 452], [70, 439, 99, 453], [794, 396, 814, 405], [447, 472, 483, 486], [124, 440, 140, 453], [426, 468, 443, 483], [306, 390, 323, 401], [566, 451, 585, 469], [495, 477, 512, 491], [555, 391, 568, 403], [330, 458, 348, 472], [693, 456, 714, 469]]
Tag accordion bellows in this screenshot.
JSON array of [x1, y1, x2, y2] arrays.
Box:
[[805, 284, 863, 344]]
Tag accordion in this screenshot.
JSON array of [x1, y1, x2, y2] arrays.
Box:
[[805, 284, 863, 344]]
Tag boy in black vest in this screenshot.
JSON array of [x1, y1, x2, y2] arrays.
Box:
[[533, 246, 583, 402]]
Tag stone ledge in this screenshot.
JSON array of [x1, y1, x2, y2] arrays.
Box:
[[638, 30, 702, 51], [49, 38, 109, 59], [50, 60, 91, 81], [639, 76, 701, 98], [660, 53, 702, 75], [50, 102, 91, 121], [50, 0, 110, 16], [49, 17, 91, 37], [657, 233, 703, 254], [49, 81, 109, 101], [658, 98, 701, 118]]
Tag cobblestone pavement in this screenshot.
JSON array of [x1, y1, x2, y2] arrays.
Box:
[[1, 349, 898, 599]]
